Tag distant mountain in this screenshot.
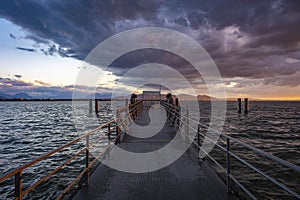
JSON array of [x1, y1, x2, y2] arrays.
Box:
[[13, 92, 32, 99], [0, 92, 32, 99], [164, 94, 217, 101], [177, 94, 197, 101], [176, 94, 217, 101], [197, 95, 217, 101], [86, 92, 112, 99], [0, 93, 11, 99]]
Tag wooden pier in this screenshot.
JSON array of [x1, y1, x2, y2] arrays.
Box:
[[73, 105, 232, 200], [1, 96, 300, 200]]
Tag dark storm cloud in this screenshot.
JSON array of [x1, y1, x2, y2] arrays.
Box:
[[109, 49, 199, 80], [1, 0, 300, 86], [16, 47, 35, 52]]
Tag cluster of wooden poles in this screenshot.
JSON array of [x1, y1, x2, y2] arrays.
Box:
[[237, 98, 249, 114], [89, 99, 99, 114]]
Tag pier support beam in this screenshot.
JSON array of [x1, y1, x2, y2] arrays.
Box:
[[237, 98, 242, 114], [95, 99, 99, 114], [89, 99, 92, 113], [244, 98, 249, 114]]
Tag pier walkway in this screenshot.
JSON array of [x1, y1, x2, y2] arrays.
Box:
[[73, 105, 230, 200], [1, 99, 300, 199]]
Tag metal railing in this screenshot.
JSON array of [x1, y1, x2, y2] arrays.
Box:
[[0, 100, 142, 200], [161, 101, 300, 199], [2, 100, 298, 199]]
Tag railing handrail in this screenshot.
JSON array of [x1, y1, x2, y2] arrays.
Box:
[[182, 110, 300, 173], [0, 120, 115, 182], [0, 100, 143, 200], [161, 101, 300, 172], [161, 101, 300, 199]]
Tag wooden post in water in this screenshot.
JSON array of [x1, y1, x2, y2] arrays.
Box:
[[89, 99, 92, 113], [95, 99, 99, 114], [244, 98, 249, 114], [237, 98, 242, 113]]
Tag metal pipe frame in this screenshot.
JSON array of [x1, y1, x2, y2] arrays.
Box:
[[161, 101, 300, 199]]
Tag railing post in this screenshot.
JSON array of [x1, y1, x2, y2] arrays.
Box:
[[226, 138, 231, 193], [197, 125, 200, 148], [108, 123, 111, 140], [171, 104, 175, 126], [15, 171, 22, 200], [116, 109, 120, 144], [197, 125, 201, 160], [85, 135, 90, 186], [177, 105, 180, 128], [186, 108, 189, 136], [125, 99, 129, 125]]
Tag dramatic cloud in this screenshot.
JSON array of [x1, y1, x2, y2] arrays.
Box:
[[0, 77, 33, 87], [34, 80, 51, 86], [0, 77, 118, 99], [1, 0, 300, 88]]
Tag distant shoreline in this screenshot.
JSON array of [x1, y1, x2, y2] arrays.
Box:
[[0, 99, 299, 102], [0, 98, 112, 101]]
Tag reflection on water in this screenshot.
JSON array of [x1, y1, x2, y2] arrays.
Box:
[[0, 101, 299, 199]]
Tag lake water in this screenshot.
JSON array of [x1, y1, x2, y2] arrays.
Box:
[[196, 101, 300, 199], [0, 101, 299, 199]]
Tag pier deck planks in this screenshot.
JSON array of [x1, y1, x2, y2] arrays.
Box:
[[73, 106, 231, 200]]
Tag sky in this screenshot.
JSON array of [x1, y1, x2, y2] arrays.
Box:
[[0, 0, 300, 100]]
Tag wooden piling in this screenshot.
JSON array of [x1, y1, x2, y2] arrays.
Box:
[[244, 98, 249, 114], [175, 98, 179, 107], [95, 99, 99, 114], [89, 99, 92, 113], [237, 98, 242, 113]]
